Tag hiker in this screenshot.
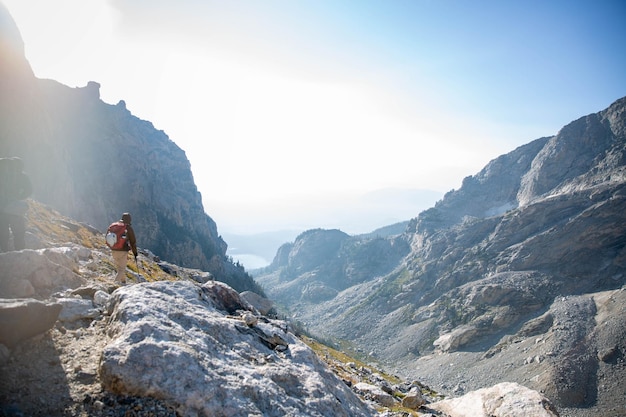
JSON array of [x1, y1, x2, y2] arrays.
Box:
[[107, 212, 138, 284], [0, 157, 33, 251]]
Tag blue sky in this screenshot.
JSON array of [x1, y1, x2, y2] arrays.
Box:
[[3, 0, 626, 234]]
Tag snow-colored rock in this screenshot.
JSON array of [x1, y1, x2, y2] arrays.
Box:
[[56, 297, 100, 322], [429, 382, 559, 417], [0, 248, 84, 298]]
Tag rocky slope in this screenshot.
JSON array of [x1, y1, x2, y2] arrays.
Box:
[[0, 5, 259, 293], [255, 97, 626, 416], [0, 201, 560, 417]]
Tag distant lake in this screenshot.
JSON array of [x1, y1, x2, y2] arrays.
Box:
[[229, 253, 270, 270]]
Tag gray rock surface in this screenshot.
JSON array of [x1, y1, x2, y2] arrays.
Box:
[[0, 299, 62, 347], [240, 290, 275, 315], [99, 280, 375, 417], [0, 248, 85, 298]]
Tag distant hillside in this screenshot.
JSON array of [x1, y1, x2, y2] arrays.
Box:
[[256, 228, 411, 305], [256, 96, 626, 416], [0, 7, 259, 293], [227, 222, 411, 272]]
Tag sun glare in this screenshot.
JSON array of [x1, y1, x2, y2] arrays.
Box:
[[5, 0, 619, 235]]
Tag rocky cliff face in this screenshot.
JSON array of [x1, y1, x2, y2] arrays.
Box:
[[256, 97, 626, 416], [0, 7, 259, 293]]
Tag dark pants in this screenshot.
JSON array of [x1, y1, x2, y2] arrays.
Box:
[[0, 213, 26, 251]]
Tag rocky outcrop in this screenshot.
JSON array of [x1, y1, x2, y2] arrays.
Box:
[[414, 137, 549, 234], [100, 280, 375, 417], [0, 247, 85, 298], [429, 382, 559, 417], [240, 290, 275, 316], [0, 299, 62, 348], [0, 7, 259, 293]]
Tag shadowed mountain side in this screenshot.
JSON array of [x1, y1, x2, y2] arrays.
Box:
[[0, 7, 259, 293]]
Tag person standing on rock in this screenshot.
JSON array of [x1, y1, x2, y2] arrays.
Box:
[[0, 157, 33, 251], [106, 212, 138, 284]]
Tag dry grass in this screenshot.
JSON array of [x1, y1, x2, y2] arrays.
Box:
[[25, 200, 107, 249], [24, 199, 173, 283], [301, 335, 422, 416]]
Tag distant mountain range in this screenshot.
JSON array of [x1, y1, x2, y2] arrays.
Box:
[[255, 96, 626, 416], [224, 193, 423, 270]]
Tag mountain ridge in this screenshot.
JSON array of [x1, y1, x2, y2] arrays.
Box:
[[256, 96, 626, 416]]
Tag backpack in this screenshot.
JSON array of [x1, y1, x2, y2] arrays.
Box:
[[106, 221, 127, 250]]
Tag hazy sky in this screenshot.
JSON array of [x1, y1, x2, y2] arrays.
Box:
[[3, 0, 626, 234]]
